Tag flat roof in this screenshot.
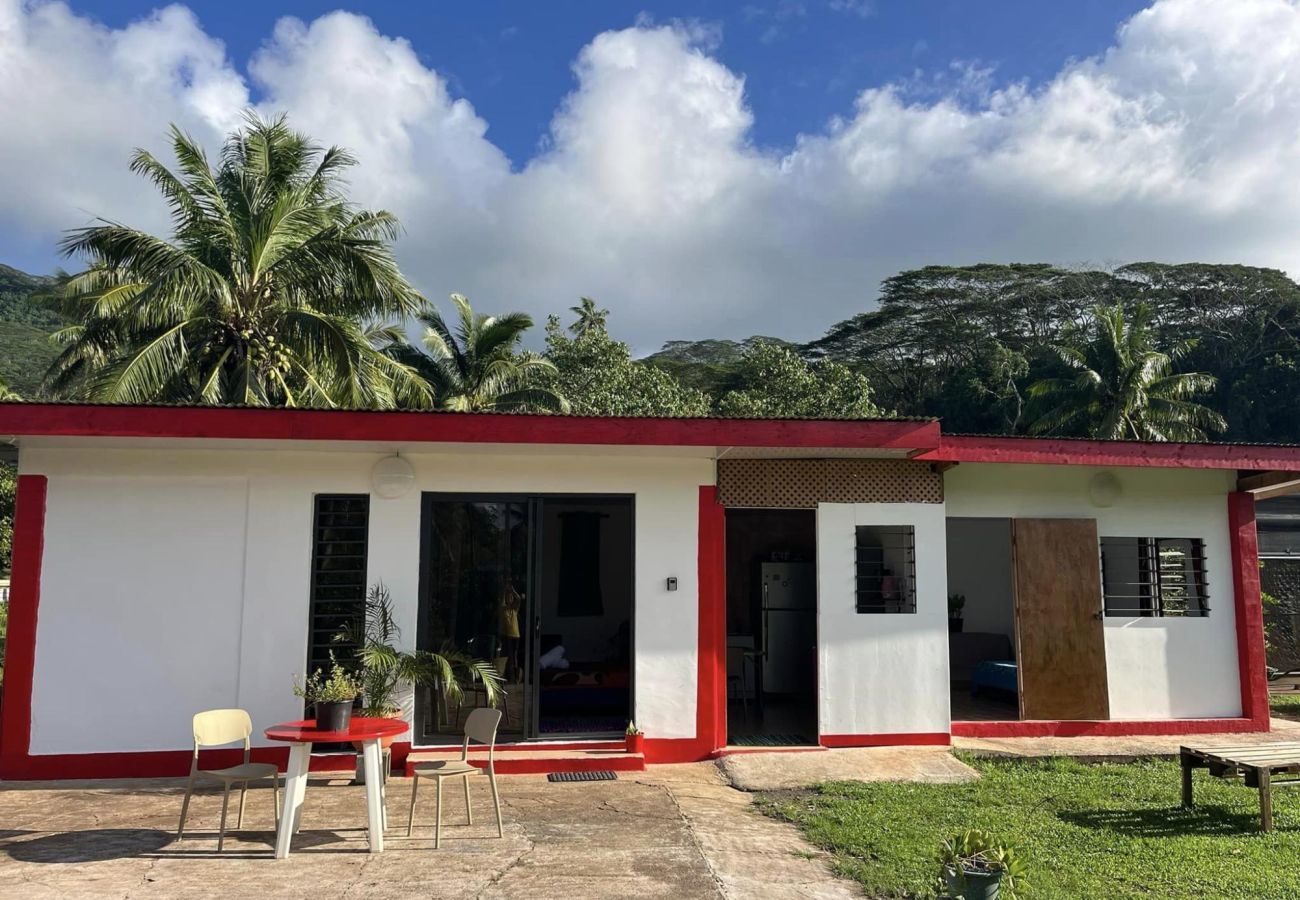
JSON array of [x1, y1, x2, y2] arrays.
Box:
[[4, 402, 1300, 471]]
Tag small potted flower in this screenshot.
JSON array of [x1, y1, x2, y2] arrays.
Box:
[[937, 829, 1026, 900], [294, 654, 362, 733], [625, 721, 644, 755]]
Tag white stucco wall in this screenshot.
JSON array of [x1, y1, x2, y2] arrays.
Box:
[[944, 463, 1241, 720], [21, 443, 710, 755], [817, 502, 951, 736]]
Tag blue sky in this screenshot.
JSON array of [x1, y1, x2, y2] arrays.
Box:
[[66, 1, 1149, 168], [3, 0, 1296, 346]]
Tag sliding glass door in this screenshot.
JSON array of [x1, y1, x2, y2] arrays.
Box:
[[415, 496, 534, 743], [415, 493, 634, 745]]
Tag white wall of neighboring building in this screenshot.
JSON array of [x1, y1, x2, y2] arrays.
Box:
[[817, 502, 951, 736], [21, 443, 711, 756], [944, 463, 1241, 720]]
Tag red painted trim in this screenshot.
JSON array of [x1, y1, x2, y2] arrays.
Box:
[[1, 747, 362, 781], [0, 475, 46, 778], [951, 718, 1264, 739], [1229, 493, 1271, 728], [641, 486, 727, 766], [920, 434, 1300, 471], [820, 733, 952, 748], [0, 403, 939, 451], [404, 754, 645, 777]]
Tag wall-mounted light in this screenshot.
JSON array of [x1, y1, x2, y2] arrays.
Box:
[[372, 454, 415, 499], [1088, 471, 1122, 508]]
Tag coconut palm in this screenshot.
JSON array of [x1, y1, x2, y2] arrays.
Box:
[[395, 293, 568, 412], [45, 113, 431, 409], [569, 297, 609, 336], [1028, 302, 1227, 441]]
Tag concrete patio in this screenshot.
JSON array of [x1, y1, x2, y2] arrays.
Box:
[[0, 762, 860, 900]]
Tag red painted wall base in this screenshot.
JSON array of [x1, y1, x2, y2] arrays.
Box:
[[951, 718, 1268, 739]]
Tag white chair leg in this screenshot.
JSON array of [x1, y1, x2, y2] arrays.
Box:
[[435, 777, 443, 850], [218, 782, 232, 852], [464, 775, 473, 825], [237, 780, 248, 830], [177, 773, 196, 841], [489, 771, 503, 839], [273, 774, 281, 830], [407, 775, 420, 837]]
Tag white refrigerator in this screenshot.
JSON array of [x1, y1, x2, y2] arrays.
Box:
[[760, 562, 817, 695]]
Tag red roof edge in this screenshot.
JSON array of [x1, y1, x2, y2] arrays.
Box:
[[0, 403, 941, 451], [919, 434, 1300, 471]]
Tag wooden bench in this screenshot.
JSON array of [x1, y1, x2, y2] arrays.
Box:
[[1180, 742, 1300, 831]]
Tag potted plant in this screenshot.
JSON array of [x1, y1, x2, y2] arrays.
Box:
[[337, 581, 506, 754], [625, 721, 644, 755], [294, 654, 362, 733], [937, 829, 1026, 900], [948, 593, 967, 634]]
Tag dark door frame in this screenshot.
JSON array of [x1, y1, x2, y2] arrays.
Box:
[[414, 491, 636, 746]]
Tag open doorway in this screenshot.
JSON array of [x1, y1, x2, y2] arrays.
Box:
[[946, 517, 1020, 721], [725, 508, 818, 746]]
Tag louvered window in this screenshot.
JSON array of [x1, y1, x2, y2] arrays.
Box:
[[855, 525, 916, 613], [1101, 537, 1208, 617], [307, 494, 370, 675]]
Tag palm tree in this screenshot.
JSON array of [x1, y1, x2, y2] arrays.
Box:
[[1028, 302, 1227, 441], [45, 113, 431, 409], [569, 297, 609, 336], [395, 293, 568, 412]]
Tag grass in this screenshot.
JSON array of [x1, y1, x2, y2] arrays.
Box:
[[759, 754, 1300, 899], [1270, 692, 1300, 720]]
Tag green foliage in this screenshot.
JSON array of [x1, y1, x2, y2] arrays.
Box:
[[716, 341, 885, 419], [1029, 303, 1226, 440], [0, 462, 14, 577], [0, 264, 64, 397], [544, 313, 711, 417], [643, 335, 794, 396], [569, 297, 609, 336], [392, 293, 567, 413], [937, 829, 1027, 900], [46, 113, 431, 409], [763, 755, 1300, 899], [293, 653, 363, 703], [336, 581, 503, 715]]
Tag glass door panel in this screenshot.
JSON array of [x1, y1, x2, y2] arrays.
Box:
[[416, 497, 531, 743]]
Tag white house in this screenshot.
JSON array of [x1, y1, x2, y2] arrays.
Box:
[[0, 402, 1285, 778]]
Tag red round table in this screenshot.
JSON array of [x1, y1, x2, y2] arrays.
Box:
[[265, 717, 408, 859]]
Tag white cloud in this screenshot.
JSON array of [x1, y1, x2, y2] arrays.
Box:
[[3, 0, 1300, 348]]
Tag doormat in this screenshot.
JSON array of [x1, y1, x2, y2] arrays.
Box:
[[547, 771, 618, 783], [728, 734, 815, 747]]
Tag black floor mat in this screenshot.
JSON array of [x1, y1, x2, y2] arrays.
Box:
[[727, 733, 815, 747], [547, 770, 618, 782]]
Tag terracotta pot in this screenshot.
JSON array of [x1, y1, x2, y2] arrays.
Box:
[[626, 733, 645, 755]]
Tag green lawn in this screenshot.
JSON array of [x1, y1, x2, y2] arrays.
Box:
[[1270, 692, 1300, 719], [760, 755, 1300, 899]]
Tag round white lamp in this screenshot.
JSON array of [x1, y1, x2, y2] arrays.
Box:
[[1088, 471, 1122, 508], [372, 454, 415, 499]]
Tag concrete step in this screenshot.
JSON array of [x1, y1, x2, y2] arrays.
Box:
[[405, 747, 645, 776]]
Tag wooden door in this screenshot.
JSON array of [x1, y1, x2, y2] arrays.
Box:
[[1012, 518, 1110, 720]]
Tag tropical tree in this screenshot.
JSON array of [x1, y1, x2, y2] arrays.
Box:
[[45, 114, 431, 408], [395, 293, 567, 412], [717, 341, 886, 419], [0, 376, 18, 401], [1028, 303, 1227, 441], [544, 312, 711, 417], [569, 297, 609, 336]]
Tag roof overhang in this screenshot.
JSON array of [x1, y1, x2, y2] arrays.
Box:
[[0, 403, 941, 454], [920, 434, 1300, 471]]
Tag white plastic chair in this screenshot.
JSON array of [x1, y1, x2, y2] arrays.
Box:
[[406, 707, 504, 849], [177, 709, 280, 851]]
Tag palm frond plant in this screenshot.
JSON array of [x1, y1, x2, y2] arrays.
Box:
[[568, 297, 609, 336], [337, 581, 503, 718], [390, 293, 568, 413], [45, 113, 432, 409], [1028, 302, 1227, 441]]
